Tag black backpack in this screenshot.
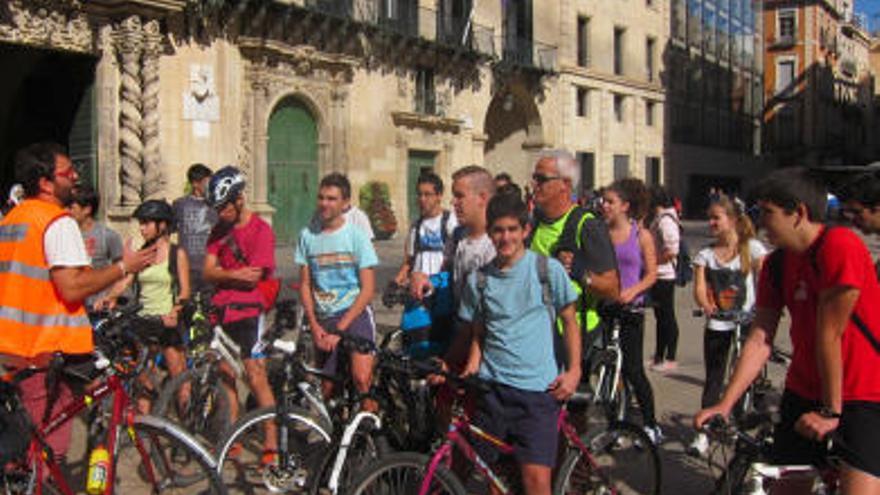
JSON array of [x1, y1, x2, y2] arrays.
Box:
[[660, 213, 692, 287], [766, 227, 880, 354]]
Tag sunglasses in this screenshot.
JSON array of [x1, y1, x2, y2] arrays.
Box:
[[531, 173, 562, 185]]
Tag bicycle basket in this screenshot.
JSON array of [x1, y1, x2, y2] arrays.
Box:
[[0, 381, 30, 464]]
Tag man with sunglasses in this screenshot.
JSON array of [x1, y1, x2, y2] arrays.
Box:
[[0, 142, 157, 465], [529, 151, 619, 394]]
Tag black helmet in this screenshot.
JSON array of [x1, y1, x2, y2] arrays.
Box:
[[207, 166, 246, 209], [133, 199, 173, 223]]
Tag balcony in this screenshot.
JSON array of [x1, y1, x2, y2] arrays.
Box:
[[435, 12, 496, 56], [303, 0, 352, 18], [770, 35, 796, 49], [502, 37, 557, 72]]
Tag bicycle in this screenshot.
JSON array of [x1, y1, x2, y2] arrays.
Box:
[[154, 299, 304, 445], [348, 370, 662, 495], [0, 304, 225, 495], [703, 415, 840, 495], [692, 309, 790, 423]]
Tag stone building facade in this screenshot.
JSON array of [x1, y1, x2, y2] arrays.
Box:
[[0, 0, 670, 243], [762, 0, 875, 168]]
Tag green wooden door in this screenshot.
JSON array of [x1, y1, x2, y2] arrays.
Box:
[[267, 97, 318, 246], [68, 82, 96, 189], [407, 150, 436, 223]]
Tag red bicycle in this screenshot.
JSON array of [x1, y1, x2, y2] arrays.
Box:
[[0, 305, 225, 495]]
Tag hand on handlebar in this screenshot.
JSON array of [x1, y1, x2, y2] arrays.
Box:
[[694, 404, 731, 430], [795, 411, 840, 442], [409, 272, 434, 301], [548, 368, 581, 401]]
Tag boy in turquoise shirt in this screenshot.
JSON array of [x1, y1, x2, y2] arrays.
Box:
[[459, 192, 581, 495]]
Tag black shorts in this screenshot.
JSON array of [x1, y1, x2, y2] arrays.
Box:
[[138, 316, 183, 348], [773, 390, 880, 477], [224, 316, 267, 360], [472, 382, 561, 467]]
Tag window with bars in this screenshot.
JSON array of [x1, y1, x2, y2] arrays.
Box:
[[577, 16, 590, 67]]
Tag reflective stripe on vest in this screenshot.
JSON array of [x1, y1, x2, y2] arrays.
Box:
[[0, 199, 92, 357]]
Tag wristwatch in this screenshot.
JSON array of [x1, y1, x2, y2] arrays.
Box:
[[816, 406, 841, 419]]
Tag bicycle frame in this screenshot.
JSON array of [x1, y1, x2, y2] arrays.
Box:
[[419, 406, 605, 495], [22, 373, 157, 495]]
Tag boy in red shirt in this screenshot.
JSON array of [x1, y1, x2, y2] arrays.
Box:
[[695, 167, 880, 493]]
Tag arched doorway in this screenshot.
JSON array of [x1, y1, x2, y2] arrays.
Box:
[[483, 86, 541, 184], [267, 96, 318, 245], [0, 43, 97, 196]]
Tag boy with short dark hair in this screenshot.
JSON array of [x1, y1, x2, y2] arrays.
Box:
[[297, 172, 379, 409], [459, 192, 581, 495], [68, 184, 124, 310], [173, 163, 216, 292], [695, 167, 880, 493]]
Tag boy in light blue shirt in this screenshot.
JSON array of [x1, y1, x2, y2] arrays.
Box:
[[296, 173, 378, 409], [458, 192, 581, 495]]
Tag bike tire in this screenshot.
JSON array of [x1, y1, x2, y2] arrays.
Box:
[[348, 452, 466, 495], [215, 406, 332, 493], [153, 367, 230, 445], [308, 421, 386, 495], [589, 351, 629, 423], [113, 415, 226, 494], [712, 452, 752, 495], [553, 420, 661, 495]]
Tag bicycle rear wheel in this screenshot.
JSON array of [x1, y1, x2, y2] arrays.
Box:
[[554, 421, 661, 495], [154, 367, 230, 446], [113, 415, 225, 494], [348, 452, 466, 495]]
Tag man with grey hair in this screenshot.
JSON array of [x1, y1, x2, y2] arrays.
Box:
[[530, 149, 619, 350]]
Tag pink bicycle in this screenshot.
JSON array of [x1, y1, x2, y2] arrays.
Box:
[[347, 372, 661, 495]]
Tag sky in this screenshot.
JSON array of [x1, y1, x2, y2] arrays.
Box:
[[857, 0, 880, 24]]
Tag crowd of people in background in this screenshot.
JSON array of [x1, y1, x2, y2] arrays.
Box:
[[2, 140, 880, 493]]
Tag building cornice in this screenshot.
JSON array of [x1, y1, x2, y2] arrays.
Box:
[[391, 111, 463, 134], [86, 0, 188, 17], [559, 65, 666, 96]]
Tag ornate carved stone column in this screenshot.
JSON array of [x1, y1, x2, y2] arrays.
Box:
[[114, 15, 144, 206], [141, 19, 164, 199]]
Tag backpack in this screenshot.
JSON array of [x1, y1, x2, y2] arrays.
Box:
[[413, 210, 452, 255], [660, 213, 692, 287], [766, 227, 880, 355]]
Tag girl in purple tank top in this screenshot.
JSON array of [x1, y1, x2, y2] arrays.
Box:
[[602, 178, 661, 442]]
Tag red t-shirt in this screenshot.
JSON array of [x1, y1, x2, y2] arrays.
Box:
[[757, 227, 880, 402], [206, 214, 275, 323]]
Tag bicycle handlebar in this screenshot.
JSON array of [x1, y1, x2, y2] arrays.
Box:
[[692, 308, 755, 323]]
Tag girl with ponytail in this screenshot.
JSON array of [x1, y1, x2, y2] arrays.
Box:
[[688, 194, 768, 456]]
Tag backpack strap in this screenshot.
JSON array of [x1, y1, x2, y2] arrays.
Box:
[[475, 265, 489, 322], [412, 216, 425, 256], [770, 227, 880, 355], [168, 243, 180, 302], [557, 206, 587, 254], [440, 210, 450, 246], [536, 254, 555, 324], [224, 233, 249, 265]]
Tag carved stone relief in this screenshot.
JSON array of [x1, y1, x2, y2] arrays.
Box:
[[114, 15, 144, 206], [141, 19, 164, 199], [0, 0, 94, 54]]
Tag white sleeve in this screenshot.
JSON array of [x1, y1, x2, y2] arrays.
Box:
[[44, 217, 91, 267], [749, 239, 769, 260], [693, 246, 712, 267]]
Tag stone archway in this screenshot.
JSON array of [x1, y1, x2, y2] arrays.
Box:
[[483, 83, 544, 185]]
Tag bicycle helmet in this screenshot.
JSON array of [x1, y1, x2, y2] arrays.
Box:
[[132, 199, 174, 223], [207, 166, 246, 209]]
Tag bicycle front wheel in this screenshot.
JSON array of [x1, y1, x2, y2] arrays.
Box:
[[554, 421, 661, 495], [348, 452, 466, 495], [113, 415, 225, 494], [216, 406, 332, 494]]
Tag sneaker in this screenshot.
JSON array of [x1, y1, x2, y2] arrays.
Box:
[[643, 424, 663, 446], [664, 360, 679, 371], [687, 432, 709, 457]]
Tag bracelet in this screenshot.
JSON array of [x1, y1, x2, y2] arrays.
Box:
[[816, 406, 842, 419], [118, 261, 128, 278]]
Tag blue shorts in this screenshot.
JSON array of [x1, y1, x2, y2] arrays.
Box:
[[472, 382, 561, 467], [316, 307, 376, 376]]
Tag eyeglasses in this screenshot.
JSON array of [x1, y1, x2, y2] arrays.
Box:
[[54, 166, 78, 181], [531, 173, 562, 185]]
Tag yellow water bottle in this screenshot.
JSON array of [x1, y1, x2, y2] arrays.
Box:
[[86, 444, 109, 495]]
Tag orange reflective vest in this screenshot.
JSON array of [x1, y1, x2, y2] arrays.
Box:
[[0, 199, 93, 357]]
